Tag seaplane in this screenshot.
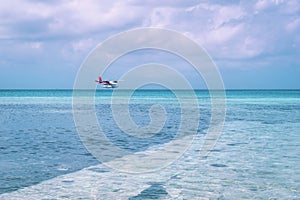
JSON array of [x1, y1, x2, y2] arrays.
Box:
[[95, 76, 119, 88]]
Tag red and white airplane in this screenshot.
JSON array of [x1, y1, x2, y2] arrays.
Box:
[[95, 76, 119, 88]]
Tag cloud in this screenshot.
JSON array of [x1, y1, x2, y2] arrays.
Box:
[[139, 0, 300, 65], [254, 0, 273, 11], [71, 38, 95, 52], [0, 0, 299, 80], [141, 3, 250, 59], [46, 1, 141, 34], [0, 0, 148, 40], [253, 0, 292, 12], [29, 41, 43, 49], [286, 18, 300, 32]]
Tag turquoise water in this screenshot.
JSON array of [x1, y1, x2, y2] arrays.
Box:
[[0, 90, 299, 199]]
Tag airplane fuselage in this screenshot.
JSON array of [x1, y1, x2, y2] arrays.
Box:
[[96, 77, 119, 88]]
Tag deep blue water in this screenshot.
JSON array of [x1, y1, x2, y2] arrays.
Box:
[[0, 90, 299, 198]]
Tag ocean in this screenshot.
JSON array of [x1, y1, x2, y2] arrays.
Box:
[[0, 90, 299, 199]]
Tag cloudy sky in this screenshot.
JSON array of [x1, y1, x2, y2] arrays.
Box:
[[0, 0, 299, 89]]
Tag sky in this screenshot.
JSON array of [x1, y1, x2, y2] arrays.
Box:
[[0, 0, 299, 89]]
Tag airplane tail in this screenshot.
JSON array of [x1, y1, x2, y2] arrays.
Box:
[[98, 76, 102, 83]]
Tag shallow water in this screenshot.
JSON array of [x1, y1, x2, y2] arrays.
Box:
[[0, 90, 299, 199]]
